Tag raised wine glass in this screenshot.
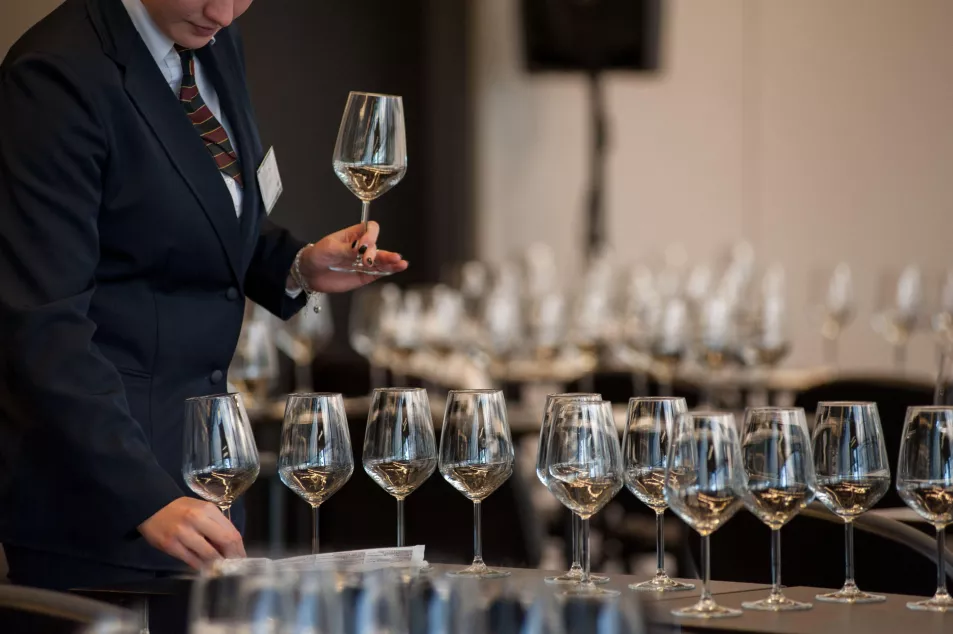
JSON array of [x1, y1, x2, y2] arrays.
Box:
[[622, 397, 694, 592], [278, 393, 354, 554], [665, 411, 745, 619], [183, 393, 260, 522], [545, 399, 623, 597], [363, 387, 437, 547], [896, 405, 953, 612], [740, 407, 816, 611], [438, 389, 515, 578], [331, 91, 407, 276], [535, 392, 608, 585], [812, 401, 890, 603]]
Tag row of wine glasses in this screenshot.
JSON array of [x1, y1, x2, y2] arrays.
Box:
[[276, 388, 516, 578], [534, 395, 953, 617], [189, 562, 647, 634]]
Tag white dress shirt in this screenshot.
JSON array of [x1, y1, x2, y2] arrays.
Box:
[[121, 0, 244, 217]]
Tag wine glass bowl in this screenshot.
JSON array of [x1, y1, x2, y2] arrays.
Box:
[[896, 405, 953, 611], [811, 401, 890, 604], [664, 411, 745, 618], [363, 387, 437, 547], [622, 397, 694, 592], [278, 393, 354, 554], [331, 91, 407, 276], [438, 389, 515, 578], [740, 407, 816, 611], [183, 393, 260, 521]]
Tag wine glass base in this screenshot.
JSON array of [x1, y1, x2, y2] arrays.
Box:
[[329, 262, 392, 277], [447, 566, 510, 580], [559, 583, 620, 599], [629, 575, 695, 592], [742, 594, 813, 611], [815, 589, 886, 604], [906, 595, 953, 612], [672, 599, 743, 619], [545, 572, 610, 585]]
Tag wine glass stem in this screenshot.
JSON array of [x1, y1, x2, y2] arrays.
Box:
[[397, 498, 405, 548], [581, 516, 591, 585], [701, 534, 712, 602], [655, 510, 666, 574], [312, 505, 320, 555], [472, 501, 484, 566], [571, 513, 581, 569], [844, 521, 856, 587], [355, 200, 371, 265], [771, 528, 782, 596], [936, 527, 948, 597]]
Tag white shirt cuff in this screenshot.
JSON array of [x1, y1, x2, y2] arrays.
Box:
[[285, 287, 303, 299]]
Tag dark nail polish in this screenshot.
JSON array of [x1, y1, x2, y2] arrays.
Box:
[[358, 245, 368, 255], [367, 257, 374, 266], [351, 240, 357, 249]]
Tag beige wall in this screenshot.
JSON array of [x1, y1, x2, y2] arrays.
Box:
[[473, 0, 953, 377], [0, 1, 62, 58]]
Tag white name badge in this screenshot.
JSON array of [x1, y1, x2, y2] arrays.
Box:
[[257, 146, 283, 215]]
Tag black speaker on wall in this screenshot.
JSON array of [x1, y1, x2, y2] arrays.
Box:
[[522, 0, 662, 72]]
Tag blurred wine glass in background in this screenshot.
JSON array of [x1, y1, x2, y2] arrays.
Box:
[[275, 295, 333, 393], [229, 303, 279, 410], [930, 269, 953, 353], [810, 264, 855, 367], [349, 285, 399, 391], [872, 266, 923, 372]]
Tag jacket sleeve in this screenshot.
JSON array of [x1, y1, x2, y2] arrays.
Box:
[[0, 53, 183, 536], [243, 218, 308, 320]]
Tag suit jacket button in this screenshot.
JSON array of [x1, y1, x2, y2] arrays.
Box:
[[226, 287, 239, 301], [210, 369, 224, 384]]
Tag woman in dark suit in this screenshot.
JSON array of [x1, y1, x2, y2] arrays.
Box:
[[0, 0, 407, 589]]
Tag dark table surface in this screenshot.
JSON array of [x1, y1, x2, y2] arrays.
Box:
[[74, 564, 951, 634]]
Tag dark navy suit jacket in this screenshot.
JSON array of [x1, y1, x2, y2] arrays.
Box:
[[0, 0, 305, 571]]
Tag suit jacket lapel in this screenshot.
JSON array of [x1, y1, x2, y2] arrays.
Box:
[[197, 40, 262, 270], [88, 0, 244, 283]]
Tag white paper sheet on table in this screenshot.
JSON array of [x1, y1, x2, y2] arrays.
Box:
[[273, 545, 426, 572]]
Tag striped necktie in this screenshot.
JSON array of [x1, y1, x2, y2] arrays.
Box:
[[175, 46, 243, 187]]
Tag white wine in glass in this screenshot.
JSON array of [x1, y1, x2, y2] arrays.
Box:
[[439, 389, 515, 579], [535, 393, 607, 585], [622, 397, 694, 592], [363, 387, 437, 547], [183, 393, 260, 521], [665, 411, 745, 619], [896, 406, 953, 612], [811, 401, 890, 604], [331, 91, 407, 276], [278, 393, 354, 554], [740, 407, 816, 612]]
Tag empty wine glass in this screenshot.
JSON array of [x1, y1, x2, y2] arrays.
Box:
[[278, 393, 354, 554], [535, 392, 607, 585], [740, 407, 816, 611], [622, 397, 694, 592], [896, 405, 953, 612], [665, 411, 745, 619], [188, 559, 274, 632], [331, 91, 407, 276], [545, 400, 624, 598], [183, 393, 260, 522], [811, 264, 855, 367], [812, 401, 890, 603], [363, 387, 437, 547], [292, 570, 344, 634], [275, 299, 334, 393], [236, 566, 296, 632], [439, 389, 515, 578]]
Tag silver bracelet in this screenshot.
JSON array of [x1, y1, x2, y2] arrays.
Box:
[[292, 243, 323, 314]]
